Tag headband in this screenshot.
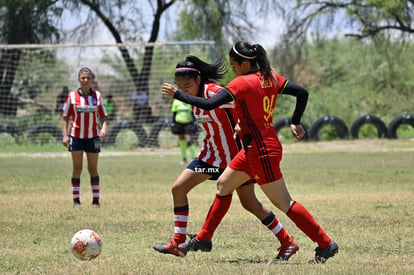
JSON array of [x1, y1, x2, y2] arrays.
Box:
[[175, 67, 200, 74], [232, 45, 257, 60]]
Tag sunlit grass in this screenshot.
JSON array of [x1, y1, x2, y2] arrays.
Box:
[[0, 140, 413, 274]]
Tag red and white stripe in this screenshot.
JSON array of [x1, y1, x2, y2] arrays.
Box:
[[193, 83, 239, 168], [62, 89, 107, 139]]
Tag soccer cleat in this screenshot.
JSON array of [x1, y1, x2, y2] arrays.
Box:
[[178, 236, 212, 252], [92, 199, 100, 208], [310, 240, 339, 264], [73, 200, 81, 208], [153, 239, 187, 257], [274, 237, 299, 261]]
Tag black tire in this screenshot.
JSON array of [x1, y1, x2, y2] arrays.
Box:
[[309, 115, 349, 141], [387, 114, 414, 139], [27, 123, 62, 142], [148, 117, 171, 148], [104, 120, 148, 147], [350, 115, 388, 139], [0, 123, 19, 137], [273, 117, 309, 141]]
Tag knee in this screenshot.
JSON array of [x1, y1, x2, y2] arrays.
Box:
[[240, 199, 255, 212], [171, 183, 186, 197]]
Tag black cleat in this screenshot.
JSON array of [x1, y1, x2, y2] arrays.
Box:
[[309, 240, 339, 264], [92, 199, 100, 208], [73, 200, 81, 208], [178, 235, 212, 252]]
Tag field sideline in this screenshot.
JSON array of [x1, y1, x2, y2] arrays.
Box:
[[0, 139, 413, 274]]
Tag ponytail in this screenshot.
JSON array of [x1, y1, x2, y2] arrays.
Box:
[[230, 42, 278, 86], [253, 44, 279, 86]]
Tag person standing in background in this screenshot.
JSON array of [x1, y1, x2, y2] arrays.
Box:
[[171, 98, 197, 164], [104, 93, 117, 122], [62, 67, 107, 208], [55, 86, 69, 114]]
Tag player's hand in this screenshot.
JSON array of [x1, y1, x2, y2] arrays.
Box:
[[62, 135, 69, 148], [290, 124, 306, 140], [161, 83, 177, 98], [233, 123, 241, 139], [100, 130, 106, 141]]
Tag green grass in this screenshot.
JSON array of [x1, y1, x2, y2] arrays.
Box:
[[0, 140, 413, 274]]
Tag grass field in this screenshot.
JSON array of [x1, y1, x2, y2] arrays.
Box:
[[0, 139, 413, 274]]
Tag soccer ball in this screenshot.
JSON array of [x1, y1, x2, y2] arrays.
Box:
[[70, 229, 102, 261]]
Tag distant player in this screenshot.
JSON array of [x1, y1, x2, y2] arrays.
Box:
[[62, 67, 107, 208]]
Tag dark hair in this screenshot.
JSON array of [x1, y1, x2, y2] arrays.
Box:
[[175, 55, 227, 83], [78, 67, 94, 79], [229, 41, 278, 84]]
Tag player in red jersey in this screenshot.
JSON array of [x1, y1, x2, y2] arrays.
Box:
[[154, 55, 297, 259], [62, 67, 107, 208], [161, 42, 338, 263]]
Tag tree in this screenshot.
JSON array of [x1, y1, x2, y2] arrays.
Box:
[[290, 0, 414, 39], [0, 0, 62, 115], [75, 0, 175, 97], [172, 0, 284, 56]]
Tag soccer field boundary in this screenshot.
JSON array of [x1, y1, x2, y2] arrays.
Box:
[[1, 139, 413, 159]]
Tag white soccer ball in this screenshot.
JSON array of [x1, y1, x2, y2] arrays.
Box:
[[70, 229, 102, 261]]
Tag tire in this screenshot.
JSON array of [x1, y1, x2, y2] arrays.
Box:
[[350, 115, 388, 139], [27, 123, 62, 142], [0, 123, 19, 137], [273, 117, 309, 141], [104, 120, 148, 147], [148, 117, 171, 148], [387, 114, 414, 139], [309, 115, 349, 141]]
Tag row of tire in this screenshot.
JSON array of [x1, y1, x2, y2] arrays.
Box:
[[275, 114, 414, 140], [1, 114, 413, 145]]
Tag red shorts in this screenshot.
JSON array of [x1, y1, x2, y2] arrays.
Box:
[[229, 145, 283, 185]]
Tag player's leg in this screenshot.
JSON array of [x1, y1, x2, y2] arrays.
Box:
[[178, 133, 187, 164], [180, 168, 247, 252], [236, 183, 298, 261], [70, 150, 83, 207], [260, 178, 338, 263], [153, 167, 211, 257], [86, 152, 100, 207]]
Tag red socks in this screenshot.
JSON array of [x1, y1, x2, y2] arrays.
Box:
[[287, 201, 331, 248], [71, 177, 80, 202], [173, 205, 189, 244], [91, 176, 100, 202], [262, 212, 291, 245], [197, 194, 233, 241]]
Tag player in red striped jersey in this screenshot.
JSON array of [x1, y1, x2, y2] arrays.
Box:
[[62, 67, 107, 208], [154, 55, 297, 259], [162, 42, 338, 263]]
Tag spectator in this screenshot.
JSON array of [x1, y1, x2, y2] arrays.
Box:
[[171, 98, 197, 164], [104, 94, 117, 122], [131, 90, 150, 122], [55, 86, 69, 114]]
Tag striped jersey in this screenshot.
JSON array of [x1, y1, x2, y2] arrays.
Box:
[[193, 82, 240, 168], [62, 89, 107, 139]]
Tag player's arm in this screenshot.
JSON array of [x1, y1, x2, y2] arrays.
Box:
[[173, 88, 234, 111], [280, 81, 309, 124]]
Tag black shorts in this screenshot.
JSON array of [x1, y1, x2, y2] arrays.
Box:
[[187, 158, 255, 186], [187, 158, 224, 180], [171, 122, 198, 135], [69, 136, 101, 153]]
